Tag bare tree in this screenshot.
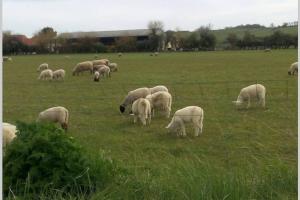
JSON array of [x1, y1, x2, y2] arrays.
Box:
[[148, 20, 165, 51]]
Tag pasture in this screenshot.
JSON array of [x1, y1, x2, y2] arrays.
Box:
[[3, 50, 298, 199]]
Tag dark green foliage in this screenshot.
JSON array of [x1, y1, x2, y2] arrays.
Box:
[[3, 122, 119, 199]]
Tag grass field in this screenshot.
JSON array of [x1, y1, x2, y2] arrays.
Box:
[[3, 50, 298, 199]]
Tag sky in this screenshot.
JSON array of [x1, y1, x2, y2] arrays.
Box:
[[2, 0, 298, 37]]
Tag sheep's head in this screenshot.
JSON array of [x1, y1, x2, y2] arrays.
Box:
[[288, 71, 291, 75], [120, 105, 126, 113], [61, 123, 68, 131], [232, 100, 243, 106], [165, 120, 177, 132]]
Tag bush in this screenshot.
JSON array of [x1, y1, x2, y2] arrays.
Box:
[[3, 122, 119, 199]]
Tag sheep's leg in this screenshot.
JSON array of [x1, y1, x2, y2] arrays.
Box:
[[166, 107, 171, 118], [152, 108, 155, 117], [179, 120, 186, 137], [246, 96, 250, 109], [260, 97, 265, 108], [192, 118, 201, 136], [147, 112, 151, 124], [133, 115, 137, 124]]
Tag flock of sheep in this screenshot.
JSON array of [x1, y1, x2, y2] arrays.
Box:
[[3, 56, 298, 148]]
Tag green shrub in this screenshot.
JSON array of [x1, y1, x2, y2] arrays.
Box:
[[3, 122, 119, 199]]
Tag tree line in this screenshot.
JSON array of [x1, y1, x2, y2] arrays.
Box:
[[3, 21, 298, 55]]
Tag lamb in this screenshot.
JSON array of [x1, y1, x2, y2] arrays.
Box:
[[288, 62, 298, 75], [36, 106, 69, 131], [94, 71, 100, 82], [232, 84, 266, 109], [72, 61, 93, 76], [146, 91, 172, 118], [52, 69, 66, 81], [120, 87, 151, 113], [38, 69, 53, 80], [93, 64, 107, 73], [131, 98, 151, 125], [3, 122, 18, 148], [150, 85, 169, 94], [166, 106, 204, 137], [108, 63, 118, 72], [97, 65, 111, 78], [37, 63, 49, 72]]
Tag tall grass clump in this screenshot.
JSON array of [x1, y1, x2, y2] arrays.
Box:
[[3, 122, 120, 199]]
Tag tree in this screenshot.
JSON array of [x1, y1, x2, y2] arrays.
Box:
[[148, 20, 165, 51], [197, 25, 216, 50], [115, 37, 137, 52], [32, 27, 57, 53], [226, 33, 239, 49]]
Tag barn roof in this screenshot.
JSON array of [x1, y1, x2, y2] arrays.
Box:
[[59, 29, 151, 39]]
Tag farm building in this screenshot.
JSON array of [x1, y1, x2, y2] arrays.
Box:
[[58, 29, 151, 46]]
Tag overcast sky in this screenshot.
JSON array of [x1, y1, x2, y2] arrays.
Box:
[[2, 0, 298, 37]]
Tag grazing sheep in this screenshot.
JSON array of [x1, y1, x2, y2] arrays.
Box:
[[120, 87, 151, 113], [118, 52, 123, 57], [154, 52, 159, 56], [288, 62, 298, 75], [52, 69, 66, 81], [72, 61, 93, 76], [92, 59, 109, 66], [264, 48, 271, 52], [36, 106, 69, 131], [38, 69, 53, 80], [150, 85, 169, 94], [94, 71, 100, 82], [166, 106, 204, 137], [232, 84, 266, 109], [93, 64, 107, 73], [108, 63, 118, 72], [3, 57, 12, 62], [146, 91, 172, 118], [131, 98, 151, 125], [97, 65, 111, 78], [3, 122, 18, 148], [37, 63, 49, 72]]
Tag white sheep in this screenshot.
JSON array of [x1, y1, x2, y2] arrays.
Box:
[[92, 59, 110, 66], [37, 63, 49, 72], [120, 87, 151, 113], [288, 62, 298, 75], [131, 98, 151, 125], [94, 71, 100, 82], [36, 106, 69, 131], [118, 52, 123, 57], [154, 52, 159, 56], [146, 91, 172, 118], [52, 69, 66, 81], [232, 84, 266, 109], [38, 69, 53, 80], [166, 106, 204, 137], [72, 61, 93, 76], [108, 63, 118, 72], [150, 85, 169, 94], [3, 122, 18, 148], [97, 65, 111, 78], [264, 48, 271, 52]]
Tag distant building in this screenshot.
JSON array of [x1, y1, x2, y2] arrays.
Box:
[[58, 29, 151, 46], [11, 34, 34, 46]]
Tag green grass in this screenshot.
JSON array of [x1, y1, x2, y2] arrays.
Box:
[[213, 26, 298, 45], [3, 50, 298, 199]]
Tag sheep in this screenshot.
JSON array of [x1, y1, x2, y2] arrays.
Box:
[[108, 63, 118, 72], [232, 84, 266, 109], [120, 87, 151, 113], [3, 122, 18, 148], [131, 98, 151, 125], [94, 71, 100, 82], [92, 59, 109, 66], [52, 69, 66, 81], [93, 64, 107, 73], [288, 62, 298, 75], [154, 52, 159, 56], [3, 56, 12, 62], [118, 52, 123, 57], [166, 106, 204, 137], [72, 61, 93, 76], [37, 63, 49, 72], [38, 69, 53, 80], [264, 48, 271, 52], [150, 85, 169, 94], [36, 106, 69, 131], [97, 65, 111, 78], [146, 91, 172, 118]]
